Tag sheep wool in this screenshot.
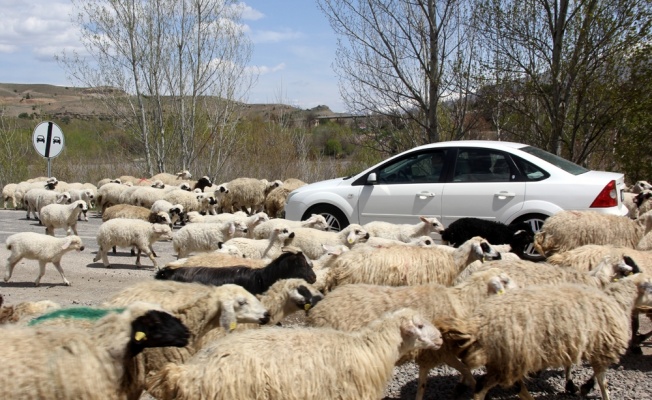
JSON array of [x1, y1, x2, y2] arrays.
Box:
[[363, 216, 445, 242], [172, 220, 248, 259], [253, 214, 329, 239], [440, 274, 652, 400], [146, 308, 443, 400], [284, 224, 371, 259], [40, 200, 88, 236], [533, 210, 652, 256]]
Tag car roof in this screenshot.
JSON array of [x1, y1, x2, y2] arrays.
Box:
[[409, 140, 527, 152]]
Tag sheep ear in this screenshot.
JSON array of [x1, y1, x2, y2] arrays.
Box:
[[346, 230, 356, 244], [61, 237, 72, 250], [419, 216, 428, 223], [228, 223, 236, 236], [399, 318, 419, 339], [219, 299, 237, 331]]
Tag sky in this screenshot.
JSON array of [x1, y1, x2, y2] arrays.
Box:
[[0, 0, 346, 112]]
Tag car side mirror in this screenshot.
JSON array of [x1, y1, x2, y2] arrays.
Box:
[[367, 172, 377, 184]]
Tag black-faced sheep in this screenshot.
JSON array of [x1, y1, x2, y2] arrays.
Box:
[[155, 249, 317, 295], [0, 302, 190, 400], [146, 308, 442, 400], [4, 233, 84, 286]]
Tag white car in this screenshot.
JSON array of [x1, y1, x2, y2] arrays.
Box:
[[285, 140, 627, 257]]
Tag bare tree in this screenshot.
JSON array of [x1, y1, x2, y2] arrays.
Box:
[[58, 0, 254, 176], [474, 0, 651, 161], [317, 0, 478, 149], [0, 115, 30, 185]]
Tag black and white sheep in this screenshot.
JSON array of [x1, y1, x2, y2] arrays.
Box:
[[155, 249, 317, 295], [4, 233, 84, 286]]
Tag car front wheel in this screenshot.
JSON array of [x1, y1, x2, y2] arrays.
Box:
[[512, 213, 548, 262], [304, 205, 349, 232]]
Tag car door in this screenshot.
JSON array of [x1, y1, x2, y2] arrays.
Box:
[[356, 149, 448, 225], [440, 148, 525, 227]]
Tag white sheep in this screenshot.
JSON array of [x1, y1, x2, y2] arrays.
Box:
[[221, 227, 295, 259], [533, 210, 652, 256], [23, 188, 71, 220], [2, 183, 18, 209], [93, 219, 172, 269], [220, 177, 283, 214], [284, 224, 370, 259], [102, 281, 270, 387], [361, 235, 436, 248], [322, 236, 501, 291], [162, 188, 201, 217], [40, 200, 89, 236], [172, 220, 248, 259], [164, 251, 267, 270], [4, 233, 84, 286], [0, 302, 190, 400], [68, 188, 95, 221], [546, 244, 652, 274], [189, 211, 270, 238], [440, 274, 652, 400], [308, 268, 517, 400], [363, 216, 445, 242], [146, 308, 442, 400], [96, 181, 134, 213], [252, 214, 329, 239]]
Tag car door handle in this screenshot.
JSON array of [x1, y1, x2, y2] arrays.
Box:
[[416, 191, 436, 198], [495, 191, 516, 199]]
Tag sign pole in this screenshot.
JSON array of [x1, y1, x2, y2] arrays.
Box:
[[47, 158, 52, 178]]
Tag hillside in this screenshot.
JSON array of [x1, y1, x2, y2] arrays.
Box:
[[0, 83, 341, 122]]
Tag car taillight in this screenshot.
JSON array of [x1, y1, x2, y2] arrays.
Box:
[[590, 180, 618, 208]]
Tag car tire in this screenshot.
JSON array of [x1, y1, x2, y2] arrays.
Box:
[[304, 205, 349, 232], [512, 213, 548, 262]]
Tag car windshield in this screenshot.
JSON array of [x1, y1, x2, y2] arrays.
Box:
[[519, 146, 588, 175]]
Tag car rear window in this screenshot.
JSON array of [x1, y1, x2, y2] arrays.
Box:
[[519, 146, 588, 175]]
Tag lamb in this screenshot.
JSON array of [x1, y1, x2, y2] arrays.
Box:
[[146, 307, 441, 400], [195, 192, 218, 215], [40, 200, 89, 236], [263, 178, 306, 217], [220, 177, 283, 214], [439, 274, 652, 400], [321, 236, 502, 291], [93, 219, 172, 269], [0, 299, 61, 324], [150, 199, 184, 225], [221, 227, 295, 259], [4, 232, 84, 286], [68, 188, 95, 221], [533, 210, 652, 257], [2, 182, 17, 209], [440, 217, 535, 259], [363, 216, 445, 242], [155, 248, 317, 295], [172, 220, 248, 259], [0, 302, 190, 400], [253, 213, 329, 239], [23, 188, 71, 220], [102, 281, 270, 389], [308, 269, 516, 398], [284, 224, 371, 259]]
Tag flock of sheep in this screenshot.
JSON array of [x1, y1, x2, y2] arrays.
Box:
[[1, 173, 652, 400]]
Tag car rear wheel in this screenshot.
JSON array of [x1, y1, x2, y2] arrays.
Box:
[[512, 213, 548, 262], [304, 205, 349, 232]]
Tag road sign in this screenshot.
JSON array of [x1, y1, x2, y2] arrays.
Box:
[[32, 121, 65, 159]]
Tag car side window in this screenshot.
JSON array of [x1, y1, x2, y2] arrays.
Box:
[[453, 150, 512, 182], [512, 156, 548, 181], [377, 151, 446, 184]]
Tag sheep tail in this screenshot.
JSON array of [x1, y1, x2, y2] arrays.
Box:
[[532, 232, 547, 257]]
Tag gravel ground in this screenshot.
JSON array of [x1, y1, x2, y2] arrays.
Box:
[[1, 208, 651, 400]]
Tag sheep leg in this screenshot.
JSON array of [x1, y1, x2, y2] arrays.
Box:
[[70, 224, 78, 236], [130, 246, 136, 256], [112, 245, 117, 254], [472, 373, 499, 400], [52, 261, 71, 286], [594, 368, 610, 400], [564, 365, 578, 394], [629, 311, 643, 355], [441, 353, 476, 398], [4, 255, 22, 282], [149, 245, 158, 258], [45, 226, 54, 236], [35, 260, 47, 286], [515, 380, 535, 400]]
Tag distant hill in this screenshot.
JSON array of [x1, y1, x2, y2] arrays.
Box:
[[0, 83, 341, 123]]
